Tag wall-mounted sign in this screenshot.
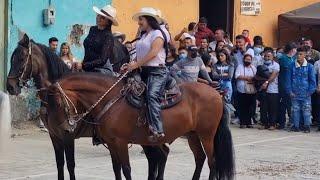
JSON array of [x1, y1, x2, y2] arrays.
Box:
[[240, 0, 261, 16]]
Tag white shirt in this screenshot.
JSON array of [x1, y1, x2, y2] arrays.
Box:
[[253, 55, 264, 67], [234, 48, 255, 68], [136, 30, 166, 67], [209, 40, 234, 50], [265, 61, 280, 93], [235, 64, 257, 93]]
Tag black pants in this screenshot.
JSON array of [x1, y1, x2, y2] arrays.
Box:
[[311, 92, 320, 125], [250, 95, 257, 122], [260, 93, 279, 127], [278, 92, 292, 128], [238, 93, 256, 125], [141, 66, 168, 133], [231, 79, 239, 117]]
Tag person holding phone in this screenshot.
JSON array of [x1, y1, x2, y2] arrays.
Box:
[[194, 17, 214, 47], [174, 22, 196, 47]]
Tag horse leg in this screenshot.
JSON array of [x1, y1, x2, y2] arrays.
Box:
[[117, 141, 132, 180], [156, 144, 169, 180], [187, 133, 206, 180], [142, 145, 158, 180], [64, 134, 75, 180], [108, 143, 123, 180], [199, 136, 215, 180], [50, 134, 65, 180]]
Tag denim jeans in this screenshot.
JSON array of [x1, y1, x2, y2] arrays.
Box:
[[291, 97, 312, 129], [220, 80, 233, 103], [141, 66, 168, 133]]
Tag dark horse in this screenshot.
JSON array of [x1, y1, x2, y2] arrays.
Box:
[[46, 72, 235, 179], [6, 34, 170, 180]]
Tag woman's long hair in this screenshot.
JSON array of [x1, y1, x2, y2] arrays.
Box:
[[168, 44, 177, 59], [105, 19, 112, 31], [140, 15, 168, 57], [215, 40, 225, 52], [60, 42, 74, 62], [217, 49, 231, 65], [141, 16, 161, 34]]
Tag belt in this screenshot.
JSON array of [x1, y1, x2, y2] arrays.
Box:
[[142, 65, 166, 69]]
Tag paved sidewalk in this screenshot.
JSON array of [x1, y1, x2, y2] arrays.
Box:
[[1, 126, 320, 180]]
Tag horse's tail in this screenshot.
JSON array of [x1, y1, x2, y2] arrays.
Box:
[[213, 104, 235, 180]]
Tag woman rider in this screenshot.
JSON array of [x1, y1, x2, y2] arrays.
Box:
[[124, 7, 168, 142], [75, 5, 118, 74], [74, 5, 118, 145]]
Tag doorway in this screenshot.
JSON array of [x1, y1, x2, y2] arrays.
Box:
[[199, 0, 234, 37]]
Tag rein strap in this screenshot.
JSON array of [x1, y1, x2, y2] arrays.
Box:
[[55, 70, 130, 128]]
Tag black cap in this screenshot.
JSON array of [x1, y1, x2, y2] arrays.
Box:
[[199, 17, 208, 24]]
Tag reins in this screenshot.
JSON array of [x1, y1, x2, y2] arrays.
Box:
[[56, 71, 130, 128]]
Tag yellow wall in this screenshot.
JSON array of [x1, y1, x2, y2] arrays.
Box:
[[233, 0, 319, 47], [112, 0, 199, 42]]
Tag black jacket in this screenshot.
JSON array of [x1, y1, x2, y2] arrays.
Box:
[[82, 26, 114, 72]]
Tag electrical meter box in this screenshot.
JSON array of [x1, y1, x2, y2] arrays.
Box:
[[43, 6, 55, 25]]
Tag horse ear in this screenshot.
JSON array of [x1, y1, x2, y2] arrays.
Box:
[[19, 34, 30, 48]]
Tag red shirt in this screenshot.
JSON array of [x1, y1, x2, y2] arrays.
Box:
[[244, 37, 252, 47], [195, 27, 215, 47]]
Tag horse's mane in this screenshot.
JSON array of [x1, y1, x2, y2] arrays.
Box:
[[61, 72, 118, 86], [32, 40, 71, 82]]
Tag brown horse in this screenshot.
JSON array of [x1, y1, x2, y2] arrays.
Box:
[[47, 72, 235, 180], [6, 34, 170, 180]]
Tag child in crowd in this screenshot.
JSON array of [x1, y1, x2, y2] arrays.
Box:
[[165, 45, 178, 67]]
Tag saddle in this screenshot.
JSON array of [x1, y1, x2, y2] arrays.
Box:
[[125, 73, 182, 109]]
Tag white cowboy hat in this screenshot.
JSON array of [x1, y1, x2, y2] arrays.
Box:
[[132, 7, 162, 24], [93, 5, 119, 26], [156, 9, 167, 24]]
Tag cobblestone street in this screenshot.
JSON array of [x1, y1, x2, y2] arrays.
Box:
[[1, 126, 320, 180]]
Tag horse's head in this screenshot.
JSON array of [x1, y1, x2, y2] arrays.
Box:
[[7, 34, 34, 95], [7, 33, 72, 96], [46, 83, 76, 134]]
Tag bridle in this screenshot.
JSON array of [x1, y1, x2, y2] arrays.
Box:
[[55, 70, 130, 132], [7, 42, 34, 87]]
